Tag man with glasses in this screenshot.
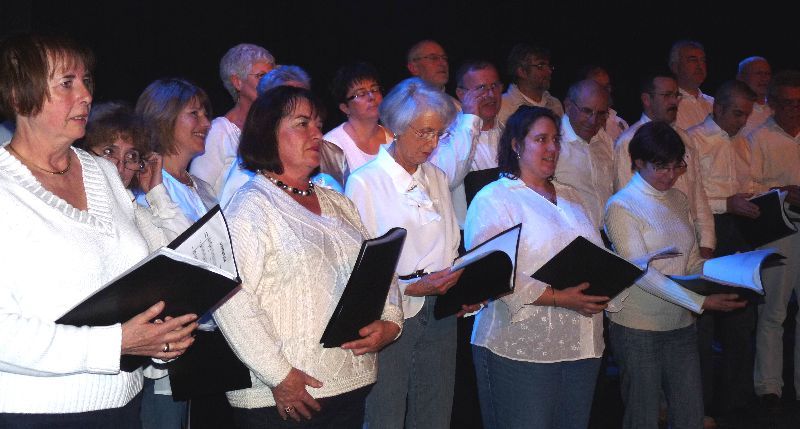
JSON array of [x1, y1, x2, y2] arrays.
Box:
[[669, 40, 714, 130], [614, 71, 716, 257], [497, 43, 563, 125], [406, 40, 450, 90], [431, 60, 503, 228], [688, 80, 759, 426], [749, 70, 800, 414], [554, 79, 614, 232], [584, 65, 629, 142], [737, 56, 773, 137]]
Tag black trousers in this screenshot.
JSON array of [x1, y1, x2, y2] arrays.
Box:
[[0, 392, 142, 429]]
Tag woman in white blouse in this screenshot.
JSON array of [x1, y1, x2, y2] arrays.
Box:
[[604, 121, 745, 429], [464, 106, 610, 428], [346, 77, 478, 429], [136, 78, 217, 221], [189, 44, 274, 197], [214, 86, 402, 428], [323, 62, 392, 181]]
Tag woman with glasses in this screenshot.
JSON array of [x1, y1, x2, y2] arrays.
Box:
[[605, 121, 745, 429], [324, 62, 392, 184], [190, 44, 274, 198], [81, 101, 191, 250], [346, 77, 480, 429]]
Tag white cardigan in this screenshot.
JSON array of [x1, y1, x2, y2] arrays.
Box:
[[0, 146, 150, 413]]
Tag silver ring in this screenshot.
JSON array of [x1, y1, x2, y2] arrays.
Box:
[[285, 406, 294, 414], [162, 343, 170, 353]]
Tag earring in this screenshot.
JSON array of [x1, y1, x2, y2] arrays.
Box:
[[515, 151, 521, 160]]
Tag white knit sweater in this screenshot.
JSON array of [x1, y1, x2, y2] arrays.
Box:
[[214, 175, 403, 409], [604, 172, 706, 331], [0, 146, 149, 413]]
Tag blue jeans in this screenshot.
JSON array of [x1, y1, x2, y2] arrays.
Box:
[[610, 322, 704, 429], [364, 296, 457, 429], [141, 377, 187, 429], [472, 345, 600, 429]]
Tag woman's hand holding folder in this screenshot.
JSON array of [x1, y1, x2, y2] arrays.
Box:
[[121, 301, 198, 359]]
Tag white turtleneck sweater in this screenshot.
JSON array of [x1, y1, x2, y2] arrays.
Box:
[[0, 146, 149, 413], [604, 172, 706, 331]]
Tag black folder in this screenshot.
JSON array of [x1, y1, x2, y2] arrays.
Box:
[[56, 205, 242, 372], [736, 190, 798, 248], [464, 168, 501, 206], [531, 235, 643, 298], [434, 224, 522, 319], [320, 228, 407, 348]]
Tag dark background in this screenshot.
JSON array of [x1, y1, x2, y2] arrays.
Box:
[[2, 1, 797, 130]]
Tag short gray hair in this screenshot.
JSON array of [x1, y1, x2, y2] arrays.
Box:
[[737, 56, 768, 77], [219, 43, 275, 101], [566, 79, 606, 104], [668, 40, 704, 67], [379, 77, 457, 136], [257, 65, 311, 95]]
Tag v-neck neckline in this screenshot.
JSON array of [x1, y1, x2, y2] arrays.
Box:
[[0, 146, 115, 234]]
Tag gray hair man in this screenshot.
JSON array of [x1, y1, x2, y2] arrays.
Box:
[[669, 40, 713, 130], [497, 43, 563, 125], [737, 56, 773, 136]]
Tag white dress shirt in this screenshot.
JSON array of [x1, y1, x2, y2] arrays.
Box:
[[556, 115, 615, 230], [429, 113, 483, 227], [613, 114, 716, 249], [323, 123, 393, 173], [346, 146, 460, 319], [465, 177, 604, 363], [189, 117, 240, 198], [689, 116, 754, 213], [676, 88, 714, 131], [604, 107, 629, 142], [740, 102, 773, 139], [497, 83, 564, 125], [748, 117, 800, 193]]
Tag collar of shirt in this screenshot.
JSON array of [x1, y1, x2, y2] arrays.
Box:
[[698, 115, 730, 139], [678, 87, 710, 102], [374, 145, 417, 195], [373, 146, 441, 224], [510, 83, 552, 107], [765, 116, 800, 140], [560, 114, 608, 145], [630, 170, 669, 199]]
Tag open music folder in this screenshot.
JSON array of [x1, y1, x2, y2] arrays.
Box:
[[736, 189, 799, 248], [320, 227, 407, 348], [433, 224, 522, 319]]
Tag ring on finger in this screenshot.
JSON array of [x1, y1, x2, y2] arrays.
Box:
[[285, 406, 294, 414], [162, 343, 170, 353]]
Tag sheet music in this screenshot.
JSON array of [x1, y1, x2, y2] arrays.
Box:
[[172, 209, 237, 277], [452, 224, 521, 271]]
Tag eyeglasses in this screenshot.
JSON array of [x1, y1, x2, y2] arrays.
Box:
[[346, 86, 382, 101], [413, 54, 448, 63], [458, 82, 504, 93], [573, 104, 609, 121], [651, 91, 683, 100], [91, 146, 145, 172], [407, 125, 451, 142], [651, 160, 688, 175], [525, 63, 555, 72], [249, 72, 268, 81]]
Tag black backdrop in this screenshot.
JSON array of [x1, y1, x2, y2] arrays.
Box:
[[2, 0, 797, 130]]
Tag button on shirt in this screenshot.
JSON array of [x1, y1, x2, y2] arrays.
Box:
[[689, 116, 754, 214], [676, 88, 714, 131], [345, 147, 460, 319], [748, 117, 800, 192], [555, 115, 615, 230], [465, 177, 604, 363]]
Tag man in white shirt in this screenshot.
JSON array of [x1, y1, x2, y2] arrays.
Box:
[[669, 40, 714, 130], [688, 80, 759, 423], [555, 79, 614, 232], [613, 71, 716, 256], [497, 44, 563, 125], [584, 65, 629, 142], [737, 56, 773, 137], [406, 40, 450, 91], [749, 70, 800, 411]]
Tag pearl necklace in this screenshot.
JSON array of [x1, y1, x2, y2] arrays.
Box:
[[264, 173, 315, 196]]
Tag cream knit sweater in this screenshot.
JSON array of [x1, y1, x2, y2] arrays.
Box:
[[0, 146, 150, 413], [214, 175, 403, 409]]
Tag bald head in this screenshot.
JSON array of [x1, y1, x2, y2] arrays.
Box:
[[565, 80, 610, 141]]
